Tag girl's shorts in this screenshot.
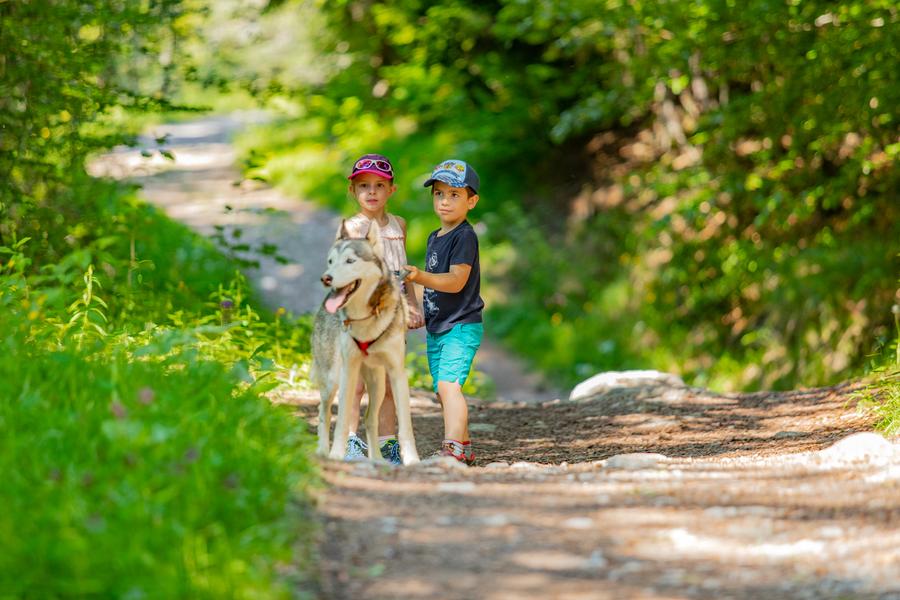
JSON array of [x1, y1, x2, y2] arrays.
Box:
[[425, 322, 483, 393]]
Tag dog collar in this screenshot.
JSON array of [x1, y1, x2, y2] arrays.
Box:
[[342, 312, 376, 328]]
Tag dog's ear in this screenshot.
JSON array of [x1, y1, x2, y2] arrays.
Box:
[[366, 219, 385, 258], [336, 219, 351, 241]]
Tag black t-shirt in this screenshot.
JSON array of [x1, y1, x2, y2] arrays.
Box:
[[422, 220, 484, 334]]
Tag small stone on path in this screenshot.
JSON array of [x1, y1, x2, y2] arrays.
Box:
[[436, 481, 477, 494], [605, 453, 668, 469]]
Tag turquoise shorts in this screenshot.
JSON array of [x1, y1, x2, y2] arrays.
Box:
[[426, 322, 483, 393]]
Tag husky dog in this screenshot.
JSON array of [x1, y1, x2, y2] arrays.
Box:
[[311, 220, 420, 465]]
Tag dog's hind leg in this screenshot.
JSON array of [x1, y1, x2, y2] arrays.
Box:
[[329, 354, 361, 461], [361, 366, 386, 462], [388, 365, 420, 465], [316, 382, 337, 457]]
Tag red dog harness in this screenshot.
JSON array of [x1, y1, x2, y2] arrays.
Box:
[[354, 338, 374, 356], [343, 304, 399, 356]]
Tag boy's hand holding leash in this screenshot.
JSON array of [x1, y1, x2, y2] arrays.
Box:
[[402, 265, 419, 283], [403, 263, 470, 294]]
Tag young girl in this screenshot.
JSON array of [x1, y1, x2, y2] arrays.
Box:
[[341, 153, 424, 464]]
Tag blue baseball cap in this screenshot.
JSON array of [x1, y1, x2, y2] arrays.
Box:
[[423, 159, 480, 194]]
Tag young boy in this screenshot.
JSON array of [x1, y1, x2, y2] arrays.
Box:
[[404, 159, 484, 465]]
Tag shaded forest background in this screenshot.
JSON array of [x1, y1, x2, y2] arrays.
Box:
[[227, 0, 898, 391], [2, 0, 898, 393]]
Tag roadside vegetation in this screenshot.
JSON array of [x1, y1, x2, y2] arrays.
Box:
[[2, 2, 317, 596]]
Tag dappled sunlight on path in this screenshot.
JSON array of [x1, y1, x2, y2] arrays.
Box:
[[276, 381, 899, 600]]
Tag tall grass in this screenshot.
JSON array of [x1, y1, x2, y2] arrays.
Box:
[[0, 328, 316, 598], [1, 173, 320, 597], [854, 303, 900, 435]]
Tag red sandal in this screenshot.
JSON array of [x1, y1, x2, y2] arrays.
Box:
[[437, 440, 475, 466]]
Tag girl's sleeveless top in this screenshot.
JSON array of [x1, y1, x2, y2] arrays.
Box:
[[343, 213, 407, 272]]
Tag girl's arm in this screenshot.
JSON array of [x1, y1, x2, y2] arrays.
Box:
[[397, 216, 424, 328], [404, 283, 423, 329]]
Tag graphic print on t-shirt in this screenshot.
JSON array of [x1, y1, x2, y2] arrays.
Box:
[[424, 249, 440, 319], [423, 288, 438, 319]]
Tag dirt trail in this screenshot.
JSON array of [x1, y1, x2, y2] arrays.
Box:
[[281, 383, 900, 600], [93, 116, 900, 599]]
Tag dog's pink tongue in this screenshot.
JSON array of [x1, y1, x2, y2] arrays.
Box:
[[324, 286, 350, 314]]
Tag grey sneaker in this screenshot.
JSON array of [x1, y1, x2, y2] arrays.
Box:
[[380, 438, 402, 466], [344, 434, 368, 461]]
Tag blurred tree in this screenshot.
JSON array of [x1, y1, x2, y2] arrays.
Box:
[[154, 0, 900, 389], [0, 0, 200, 254]]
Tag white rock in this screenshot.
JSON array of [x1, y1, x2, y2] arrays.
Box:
[[483, 461, 510, 469], [562, 517, 594, 530], [570, 370, 685, 401], [605, 453, 668, 469], [818, 432, 895, 463], [436, 481, 477, 493], [480, 514, 510, 527], [415, 455, 469, 470]]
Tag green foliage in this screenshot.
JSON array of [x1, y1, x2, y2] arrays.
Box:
[[1, 2, 322, 594], [239, 0, 899, 390], [0, 176, 318, 594], [0, 0, 203, 246], [854, 368, 900, 436], [0, 317, 315, 598], [854, 292, 900, 433]]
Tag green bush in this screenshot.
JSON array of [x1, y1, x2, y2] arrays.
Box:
[[2, 3, 321, 594], [0, 178, 319, 596], [0, 322, 316, 598]]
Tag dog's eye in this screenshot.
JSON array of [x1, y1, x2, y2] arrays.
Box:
[[345, 257, 355, 264]]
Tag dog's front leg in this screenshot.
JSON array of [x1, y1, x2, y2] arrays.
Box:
[[388, 361, 420, 465], [329, 351, 361, 461], [362, 365, 386, 462]]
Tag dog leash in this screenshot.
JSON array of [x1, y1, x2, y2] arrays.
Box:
[[340, 269, 410, 328]]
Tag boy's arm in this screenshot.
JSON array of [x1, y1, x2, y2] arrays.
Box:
[[404, 264, 472, 294]]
